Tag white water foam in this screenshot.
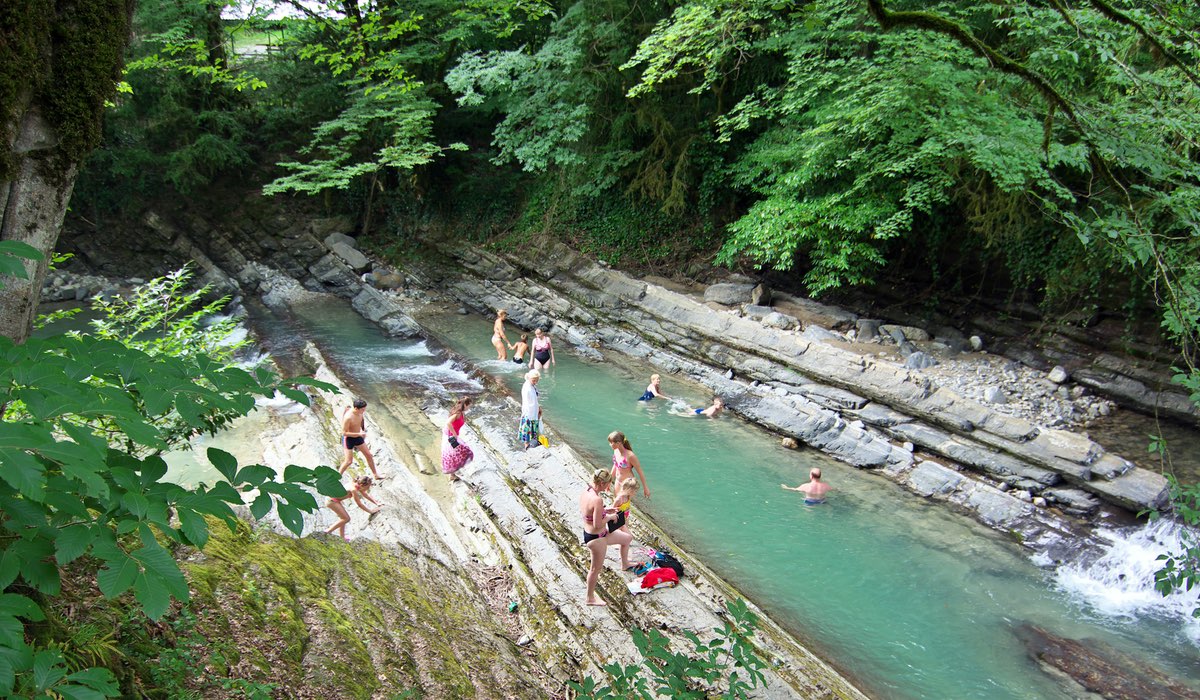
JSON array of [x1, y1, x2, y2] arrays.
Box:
[[1055, 518, 1200, 643], [219, 325, 250, 347], [388, 360, 481, 391], [376, 341, 434, 358], [255, 391, 308, 415]]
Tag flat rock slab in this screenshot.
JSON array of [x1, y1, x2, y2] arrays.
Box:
[[1018, 624, 1200, 700]]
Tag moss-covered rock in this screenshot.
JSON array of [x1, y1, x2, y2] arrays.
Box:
[[181, 518, 552, 699]]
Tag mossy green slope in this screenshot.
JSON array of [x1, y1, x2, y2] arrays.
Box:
[[182, 519, 549, 699]]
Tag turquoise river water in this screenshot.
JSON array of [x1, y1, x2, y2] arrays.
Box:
[[180, 299, 1200, 699]]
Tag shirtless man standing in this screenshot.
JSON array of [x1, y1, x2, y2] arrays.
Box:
[[340, 399, 381, 479], [781, 468, 830, 504]]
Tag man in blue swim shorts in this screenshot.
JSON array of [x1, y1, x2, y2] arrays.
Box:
[[781, 467, 830, 504]]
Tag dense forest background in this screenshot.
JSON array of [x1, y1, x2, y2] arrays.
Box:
[[2, 1, 1200, 696], [71, 0, 1200, 391]]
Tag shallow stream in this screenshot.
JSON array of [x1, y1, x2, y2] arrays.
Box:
[[137, 297, 1200, 698]]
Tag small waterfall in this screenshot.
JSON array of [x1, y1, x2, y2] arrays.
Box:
[[1055, 518, 1200, 642], [387, 360, 482, 394]]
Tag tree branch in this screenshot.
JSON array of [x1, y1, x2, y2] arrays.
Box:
[[1086, 0, 1200, 91], [865, 0, 1078, 123]]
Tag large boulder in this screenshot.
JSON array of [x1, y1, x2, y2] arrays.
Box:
[[308, 254, 359, 292], [704, 283, 756, 306], [904, 351, 938, 370], [750, 282, 772, 306], [856, 319, 882, 342], [743, 304, 774, 321], [330, 241, 370, 272], [765, 312, 801, 331], [354, 295, 421, 338], [324, 232, 357, 249]]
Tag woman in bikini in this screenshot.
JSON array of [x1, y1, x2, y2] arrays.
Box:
[[325, 475, 381, 540], [581, 469, 634, 606], [529, 327, 554, 370], [491, 310, 512, 361], [442, 397, 474, 481], [608, 430, 651, 500]]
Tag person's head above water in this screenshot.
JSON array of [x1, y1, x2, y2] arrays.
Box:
[[352, 398, 367, 410], [810, 468, 822, 481], [497, 309, 507, 319], [526, 369, 540, 383], [618, 478, 638, 495]]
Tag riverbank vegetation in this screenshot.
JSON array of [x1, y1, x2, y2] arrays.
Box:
[[5, 0, 1199, 682], [60, 0, 1200, 602], [0, 264, 346, 695], [70, 0, 1200, 410]]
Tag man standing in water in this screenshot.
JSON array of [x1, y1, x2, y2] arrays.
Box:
[[781, 468, 830, 504], [340, 399, 382, 480]]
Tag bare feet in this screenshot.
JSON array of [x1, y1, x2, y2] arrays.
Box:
[[586, 597, 607, 606]]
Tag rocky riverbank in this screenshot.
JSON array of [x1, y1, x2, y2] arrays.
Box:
[[54, 204, 1184, 547], [393, 236, 1166, 547], [51, 200, 1200, 698], [227, 289, 868, 698]]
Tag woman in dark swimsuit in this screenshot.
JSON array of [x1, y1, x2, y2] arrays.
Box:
[[580, 469, 633, 606], [530, 327, 554, 370]]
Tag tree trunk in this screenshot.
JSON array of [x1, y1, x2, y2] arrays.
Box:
[[0, 102, 79, 344], [0, 0, 135, 342]]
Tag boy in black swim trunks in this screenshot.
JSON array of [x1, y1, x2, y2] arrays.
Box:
[[340, 399, 382, 480]]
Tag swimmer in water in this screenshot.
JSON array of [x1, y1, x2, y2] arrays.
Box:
[[637, 374, 669, 401], [512, 333, 529, 364], [692, 396, 724, 418], [781, 468, 831, 504]]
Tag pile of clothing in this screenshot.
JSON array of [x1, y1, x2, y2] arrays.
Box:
[[627, 547, 685, 595]]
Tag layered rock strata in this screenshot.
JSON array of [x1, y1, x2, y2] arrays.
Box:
[[416, 238, 1168, 533], [248, 327, 866, 698]]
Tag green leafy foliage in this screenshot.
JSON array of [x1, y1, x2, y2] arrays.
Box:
[[569, 598, 767, 699], [0, 265, 345, 697], [1147, 476, 1200, 617]]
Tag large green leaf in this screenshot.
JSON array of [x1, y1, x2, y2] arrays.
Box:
[[313, 466, 348, 498], [55, 524, 96, 565], [207, 447, 238, 481], [0, 643, 34, 694], [11, 539, 59, 595], [176, 507, 209, 548], [249, 492, 272, 520], [236, 464, 275, 488], [96, 553, 140, 598], [0, 448, 46, 500], [32, 649, 67, 692], [276, 502, 304, 535]]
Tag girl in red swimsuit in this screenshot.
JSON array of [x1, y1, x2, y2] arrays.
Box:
[[442, 397, 474, 481]]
